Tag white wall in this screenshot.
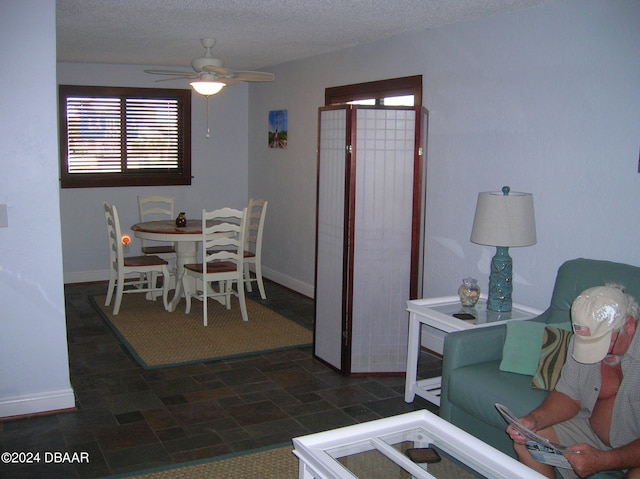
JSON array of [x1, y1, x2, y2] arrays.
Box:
[[248, 0, 640, 310], [57, 64, 250, 283], [0, 0, 74, 417]]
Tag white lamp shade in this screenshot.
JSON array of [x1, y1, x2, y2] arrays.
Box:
[[190, 81, 225, 96], [470, 190, 536, 247]]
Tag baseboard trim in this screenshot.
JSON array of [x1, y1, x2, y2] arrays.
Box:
[[0, 388, 76, 419], [64, 268, 315, 299], [261, 267, 314, 298], [64, 269, 109, 284]]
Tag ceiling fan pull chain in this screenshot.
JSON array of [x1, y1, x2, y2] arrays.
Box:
[[206, 95, 211, 139]]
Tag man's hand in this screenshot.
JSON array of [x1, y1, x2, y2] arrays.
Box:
[[565, 439, 640, 478], [506, 415, 538, 445], [564, 444, 610, 478]]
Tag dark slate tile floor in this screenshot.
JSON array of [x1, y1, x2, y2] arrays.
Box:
[[0, 279, 441, 478]]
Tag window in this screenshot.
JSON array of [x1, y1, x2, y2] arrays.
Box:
[[59, 85, 191, 188], [325, 75, 422, 107]]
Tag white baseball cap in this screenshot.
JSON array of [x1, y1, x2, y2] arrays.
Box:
[[570, 286, 629, 364]]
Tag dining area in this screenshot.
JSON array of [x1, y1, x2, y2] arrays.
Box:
[[95, 194, 313, 371], [103, 195, 268, 326]]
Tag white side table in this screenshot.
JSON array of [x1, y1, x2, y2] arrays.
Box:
[[404, 295, 542, 406]]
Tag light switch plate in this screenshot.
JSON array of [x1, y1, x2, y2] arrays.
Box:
[[0, 204, 8, 227]]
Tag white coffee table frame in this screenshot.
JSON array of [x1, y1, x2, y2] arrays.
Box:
[[292, 409, 546, 479], [405, 295, 542, 406]]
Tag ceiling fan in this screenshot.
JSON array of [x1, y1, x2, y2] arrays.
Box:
[[144, 38, 275, 96], [146, 39, 274, 139]]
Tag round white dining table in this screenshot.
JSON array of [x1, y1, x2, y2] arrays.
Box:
[[131, 219, 230, 311]]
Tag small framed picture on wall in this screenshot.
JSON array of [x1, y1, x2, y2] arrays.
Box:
[[269, 110, 287, 148]]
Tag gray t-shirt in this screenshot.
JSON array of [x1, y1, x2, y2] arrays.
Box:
[[555, 331, 640, 448]]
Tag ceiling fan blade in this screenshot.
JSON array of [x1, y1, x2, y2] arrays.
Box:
[[233, 71, 275, 82], [201, 64, 233, 76], [144, 69, 196, 76], [152, 75, 197, 83]]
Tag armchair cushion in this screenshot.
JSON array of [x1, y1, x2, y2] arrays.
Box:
[[448, 360, 548, 428]]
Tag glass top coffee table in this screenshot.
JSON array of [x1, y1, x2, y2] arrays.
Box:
[[293, 410, 545, 479]]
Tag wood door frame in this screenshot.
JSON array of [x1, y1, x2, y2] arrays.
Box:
[[325, 75, 422, 107]]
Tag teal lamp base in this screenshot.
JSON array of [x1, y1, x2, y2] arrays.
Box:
[[487, 246, 512, 312]]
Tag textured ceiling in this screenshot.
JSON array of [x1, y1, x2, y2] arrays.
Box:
[[56, 0, 549, 71]]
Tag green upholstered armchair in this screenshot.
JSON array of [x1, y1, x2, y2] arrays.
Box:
[[439, 258, 640, 477]]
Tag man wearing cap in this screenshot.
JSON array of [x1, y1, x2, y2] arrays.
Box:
[[507, 285, 640, 478]]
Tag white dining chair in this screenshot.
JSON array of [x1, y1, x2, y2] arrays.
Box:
[[103, 202, 170, 315], [241, 199, 268, 299], [181, 207, 248, 326], [137, 195, 177, 261]]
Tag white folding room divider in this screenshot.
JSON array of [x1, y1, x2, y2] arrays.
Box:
[[315, 105, 427, 374]]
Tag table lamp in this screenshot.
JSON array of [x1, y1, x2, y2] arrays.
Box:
[[470, 186, 536, 312]]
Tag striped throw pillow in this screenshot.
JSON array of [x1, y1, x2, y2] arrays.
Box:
[[531, 326, 572, 391]]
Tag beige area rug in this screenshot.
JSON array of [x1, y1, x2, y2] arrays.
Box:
[[91, 293, 312, 369], [108, 445, 298, 479]]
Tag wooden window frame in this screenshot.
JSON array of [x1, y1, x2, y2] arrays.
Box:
[[325, 75, 422, 106], [59, 85, 192, 188]]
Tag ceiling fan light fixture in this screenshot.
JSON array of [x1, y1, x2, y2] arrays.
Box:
[[190, 80, 226, 96]]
